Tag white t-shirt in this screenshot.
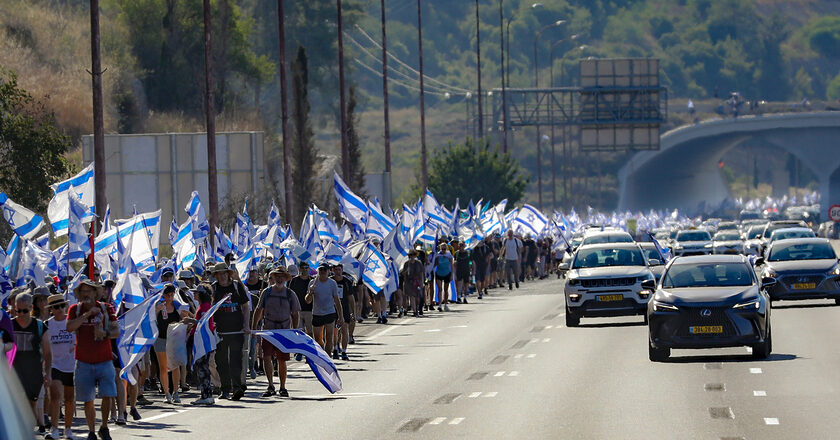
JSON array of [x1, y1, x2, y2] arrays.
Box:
[[46, 317, 76, 373], [504, 238, 522, 261]]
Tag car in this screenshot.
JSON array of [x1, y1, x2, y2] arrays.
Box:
[[562, 243, 655, 327], [638, 242, 666, 280], [716, 221, 739, 232], [739, 210, 762, 221], [579, 230, 635, 246], [646, 255, 773, 362], [767, 227, 815, 245], [756, 238, 840, 303], [672, 229, 713, 256], [758, 220, 809, 255], [712, 231, 745, 255], [743, 224, 765, 256]]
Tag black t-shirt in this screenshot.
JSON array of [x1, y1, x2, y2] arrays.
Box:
[[212, 281, 250, 334], [524, 239, 538, 263], [288, 276, 313, 312], [472, 244, 490, 268], [333, 276, 356, 302], [455, 250, 471, 272]]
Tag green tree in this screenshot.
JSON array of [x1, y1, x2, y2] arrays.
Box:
[[346, 84, 366, 197], [827, 73, 840, 100], [0, 69, 71, 241], [415, 139, 528, 208], [290, 46, 320, 222]]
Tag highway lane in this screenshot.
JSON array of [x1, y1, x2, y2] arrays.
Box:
[[107, 276, 840, 439]]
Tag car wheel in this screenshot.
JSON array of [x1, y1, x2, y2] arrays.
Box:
[[834, 298, 840, 306], [648, 340, 669, 362], [752, 325, 772, 359], [565, 306, 580, 327]]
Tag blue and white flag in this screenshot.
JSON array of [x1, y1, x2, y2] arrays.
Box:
[[365, 201, 395, 240], [214, 227, 232, 262], [648, 232, 672, 263], [34, 233, 50, 249], [118, 292, 162, 385], [383, 225, 409, 269], [513, 204, 548, 237], [333, 172, 368, 228], [0, 193, 45, 240], [268, 201, 282, 228], [112, 224, 147, 310], [254, 329, 342, 394], [234, 244, 258, 280], [192, 293, 231, 367], [423, 190, 447, 227], [101, 205, 111, 233], [48, 163, 95, 236], [277, 237, 313, 266], [185, 191, 210, 240], [168, 216, 179, 246], [362, 243, 390, 294], [172, 219, 197, 269], [67, 190, 91, 262]]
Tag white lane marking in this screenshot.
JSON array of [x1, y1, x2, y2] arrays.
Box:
[[429, 417, 447, 425], [557, 313, 565, 317], [449, 325, 468, 328], [526, 354, 536, 358], [424, 329, 442, 332], [138, 410, 189, 423], [750, 368, 763, 374], [545, 325, 554, 329], [508, 371, 519, 377], [494, 371, 506, 377], [483, 392, 498, 398], [513, 354, 523, 359], [530, 338, 539, 343], [468, 392, 482, 398], [367, 318, 416, 340], [367, 326, 397, 341], [449, 417, 465, 425], [764, 418, 779, 425], [754, 391, 767, 397], [542, 338, 551, 343], [745, 346, 753, 353]]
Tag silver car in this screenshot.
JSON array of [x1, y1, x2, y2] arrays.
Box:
[[757, 238, 840, 303]]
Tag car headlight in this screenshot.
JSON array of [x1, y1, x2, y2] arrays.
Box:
[[652, 301, 678, 311], [762, 268, 777, 278], [704, 243, 713, 248], [733, 299, 761, 310], [828, 266, 840, 276]]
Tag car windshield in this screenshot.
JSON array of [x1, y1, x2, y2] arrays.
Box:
[[763, 223, 803, 238], [643, 248, 663, 264], [582, 234, 633, 245], [676, 231, 711, 242], [767, 242, 837, 261], [572, 248, 646, 268], [714, 233, 740, 241], [746, 226, 764, 240], [662, 263, 754, 288], [771, 230, 814, 241]]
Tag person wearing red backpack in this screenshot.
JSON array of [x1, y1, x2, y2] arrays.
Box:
[[66, 280, 119, 440]]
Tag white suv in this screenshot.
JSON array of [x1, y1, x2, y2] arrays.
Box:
[[562, 243, 655, 327]]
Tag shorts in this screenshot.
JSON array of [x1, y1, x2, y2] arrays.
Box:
[[435, 272, 452, 283], [153, 337, 168, 353], [340, 298, 352, 323], [51, 368, 75, 387], [260, 339, 290, 361], [456, 269, 470, 283], [75, 360, 117, 402], [312, 313, 337, 327], [475, 265, 487, 282], [299, 311, 314, 334]]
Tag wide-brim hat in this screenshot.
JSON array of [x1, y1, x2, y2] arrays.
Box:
[[47, 294, 67, 308], [269, 266, 291, 279], [209, 262, 233, 274], [73, 279, 102, 295]]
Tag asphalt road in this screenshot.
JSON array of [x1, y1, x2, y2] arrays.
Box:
[[101, 274, 840, 440]]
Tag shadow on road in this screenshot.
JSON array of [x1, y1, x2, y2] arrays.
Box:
[[666, 353, 798, 363], [772, 302, 838, 310], [577, 321, 647, 328]]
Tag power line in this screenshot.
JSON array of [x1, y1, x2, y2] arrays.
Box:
[[352, 58, 448, 96]]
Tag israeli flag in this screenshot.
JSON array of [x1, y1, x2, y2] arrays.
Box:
[[67, 190, 91, 262], [0, 193, 45, 240], [185, 191, 209, 240], [101, 205, 111, 233], [333, 172, 368, 228], [118, 292, 162, 385], [383, 225, 409, 269], [365, 201, 395, 240], [48, 163, 95, 236], [254, 329, 342, 394], [214, 226, 232, 262], [268, 201, 282, 227], [513, 204, 548, 236], [112, 224, 147, 311], [362, 243, 390, 294], [648, 232, 673, 263], [168, 216, 179, 246], [233, 244, 258, 280], [192, 293, 231, 367], [277, 237, 313, 266], [423, 190, 448, 227], [321, 242, 347, 266]]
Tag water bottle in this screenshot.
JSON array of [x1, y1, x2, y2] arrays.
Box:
[[162, 303, 168, 320]]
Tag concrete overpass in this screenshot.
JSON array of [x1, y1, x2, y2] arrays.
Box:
[[617, 112, 840, 213]]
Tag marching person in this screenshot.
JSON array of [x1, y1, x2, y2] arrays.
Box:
[[403, 250, 426, 317], [305, 263, 343, 352], [210, 263, 251, 401], [45, 294, 75, 440], [433, 243, 454, 311], [190, 284, 217, 406], [251, 267, 299, 398], [66, 280, 119, 440], [331, 264, 355, 360], [502, 230, 523, 290], [11, 292, 52, 430], [154, 284, 191, 404]]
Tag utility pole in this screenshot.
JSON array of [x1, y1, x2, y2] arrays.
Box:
[[418, 0, 427, 188], [380, 0, 392, 202], [475, 0, 483, 138], [202, 0, 218, 247], [337, 0, 350, 180], [277, 0, 294, 226], [499, 0, 508, 152], [89, 0, 106, 232]]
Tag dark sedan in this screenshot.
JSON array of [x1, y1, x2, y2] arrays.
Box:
[[646, 255, 773, 362], [756, 238, 840, 303]]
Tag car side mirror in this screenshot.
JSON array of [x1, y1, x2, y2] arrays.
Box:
[[641, 279, 656, 291], [648, 259, 661, 266], [754, 257, 765, 266], [558, 262, 570, 271], [761, 276, 777, 288]]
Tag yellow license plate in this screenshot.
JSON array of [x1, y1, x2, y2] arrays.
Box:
[[689, 326, 723, 334], [596, 294, 624, 302], [792, 283, 816, 290]]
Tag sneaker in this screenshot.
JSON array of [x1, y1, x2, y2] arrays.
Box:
[[98, 426, 112, 440], [250, 369, 257, 380], [413, 311, 419, 317], [356, 317, 363, 324], [341, 352, 349, 361], [332, 349, 339, 359], [294, 353, 303, 362], [478, 294, 483, 299], [437, 306, 443, 312], [86, 432, 97, 440], [418, 309, 424, 316], [444, 304, 451, 312], [165, 393, 173, 404], [46, 428, 60, 440], [456, 299, 462, 304], [191, 397, 215, 405], [509, 284, 513, 290], [381, 315, 388, 324], [172, 391, 181, 403], [219, 391, 230, 400], [516, 282, 520, 288], [463, 297, 468, 304], [349, 336, 355, 344], [261, 386, 276, 397], [130, 407, 141, 421], [136, 394, 152, 406], [231, 389, 245, 401], [65, 428, 76, 440], [397, 310, 404, 318], [376, 316, 383, 324], [278, 388, 289, 397], [180, 383, 191, 392], [116, 416, 127, 426]]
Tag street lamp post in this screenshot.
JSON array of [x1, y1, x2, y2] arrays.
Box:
[[532, 18, 565, 211], [549, 37, 580, 210], [499, 0, 508, 152], [475, 0, 483, 138], [417, 0, 427, 188], [558, 45, 587, 209]]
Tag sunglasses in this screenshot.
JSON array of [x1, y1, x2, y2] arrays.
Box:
[[16, 309, 30, 314], [51, 304, 66, 310]]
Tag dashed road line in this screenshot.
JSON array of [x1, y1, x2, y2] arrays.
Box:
[[449, 417, 465, 425], [545, 325, 554, 329], [424, 329, 442, 332], [513, 354, 524, 359], [508, 371, 520, 377], [494, 371, 506, 377], [750, 368, 763, 374], [526, 354, 537, 358], [428, 417, 447, 425], [467, 392, 482, 398], [483, 391, 498, 398], [753, 390, 767, 397], [542, 338, 551, 343], [764, 418, 779, 425]]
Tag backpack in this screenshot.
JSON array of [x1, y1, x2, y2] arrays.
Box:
[[261, 286, 294, 325]]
